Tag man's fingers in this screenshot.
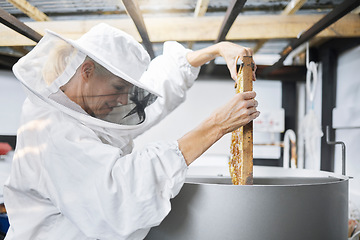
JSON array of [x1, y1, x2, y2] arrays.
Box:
[[232, 56, 240, 81], [248, 99, 258, 108], [240, 91, 256, 100], [250, 111, 261, 120], [252, 61, 257, 81]]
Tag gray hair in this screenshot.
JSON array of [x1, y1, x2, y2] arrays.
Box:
[[43, 42, 76, 85], [42, 41, 115, 86]]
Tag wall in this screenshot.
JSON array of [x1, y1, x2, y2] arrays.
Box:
[[333, 45, 360, 210], [0, 70, 24, 203], [134, 77, 283, 167], [0, 70, 26, 135]]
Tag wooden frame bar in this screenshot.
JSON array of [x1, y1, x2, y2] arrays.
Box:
[[0, 7, 41, 43], [216, 0, 247, 43], [121, 0, 155, 59], [240, 56, 254, 185], [265, 0, 360, 75]]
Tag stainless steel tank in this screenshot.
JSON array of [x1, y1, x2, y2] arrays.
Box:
[[146, 166, 349, 240]]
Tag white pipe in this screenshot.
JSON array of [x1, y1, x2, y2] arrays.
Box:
[[283, 129, 297, 169]]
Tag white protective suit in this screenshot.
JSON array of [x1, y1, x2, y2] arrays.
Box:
[[4, 24, 200, 240]]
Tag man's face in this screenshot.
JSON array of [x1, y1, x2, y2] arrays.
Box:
[[85, 75, 134, 118]]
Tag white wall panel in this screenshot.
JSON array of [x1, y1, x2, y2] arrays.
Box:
[[0, 70, 26, 135], [335, 45, 360, 210]]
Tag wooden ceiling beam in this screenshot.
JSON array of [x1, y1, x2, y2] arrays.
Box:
[[121, 0, 155, 59], [6, 0, 49, 57], [6, 0, 49, 21], [188, 0, 209, 49], [0, 14, 359, 46], [253, 0, 307, 53], [281, 0, 307, 16], [0, 7, 42, 43], [216, 0, 246, 43], [265, 0, 360, 75], [194, 0, 209, 17], [208, 0, 246, 73]]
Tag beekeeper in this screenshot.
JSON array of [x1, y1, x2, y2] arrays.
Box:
[[4, 23, 259, 240]]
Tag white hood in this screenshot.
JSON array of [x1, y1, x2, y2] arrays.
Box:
[[13, 23, 161, 129]]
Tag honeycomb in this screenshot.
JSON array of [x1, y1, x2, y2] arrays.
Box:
[[229, 58, 253, 185]]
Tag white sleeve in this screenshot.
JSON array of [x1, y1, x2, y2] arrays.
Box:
[[43, 120, 187, 239], [131, 41, 200, 137]]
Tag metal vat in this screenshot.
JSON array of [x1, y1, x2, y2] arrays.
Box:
[[146, 166, 349, 240]]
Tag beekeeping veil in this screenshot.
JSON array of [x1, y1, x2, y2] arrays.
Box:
[[13, 23, 160, 126]]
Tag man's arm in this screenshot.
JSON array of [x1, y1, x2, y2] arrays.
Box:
[[179, 42, 259, 166]]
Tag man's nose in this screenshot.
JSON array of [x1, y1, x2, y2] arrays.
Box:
[[117, 93, 128, 105]]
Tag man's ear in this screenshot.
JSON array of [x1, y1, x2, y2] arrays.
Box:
[[81, 60, 95, 82]]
